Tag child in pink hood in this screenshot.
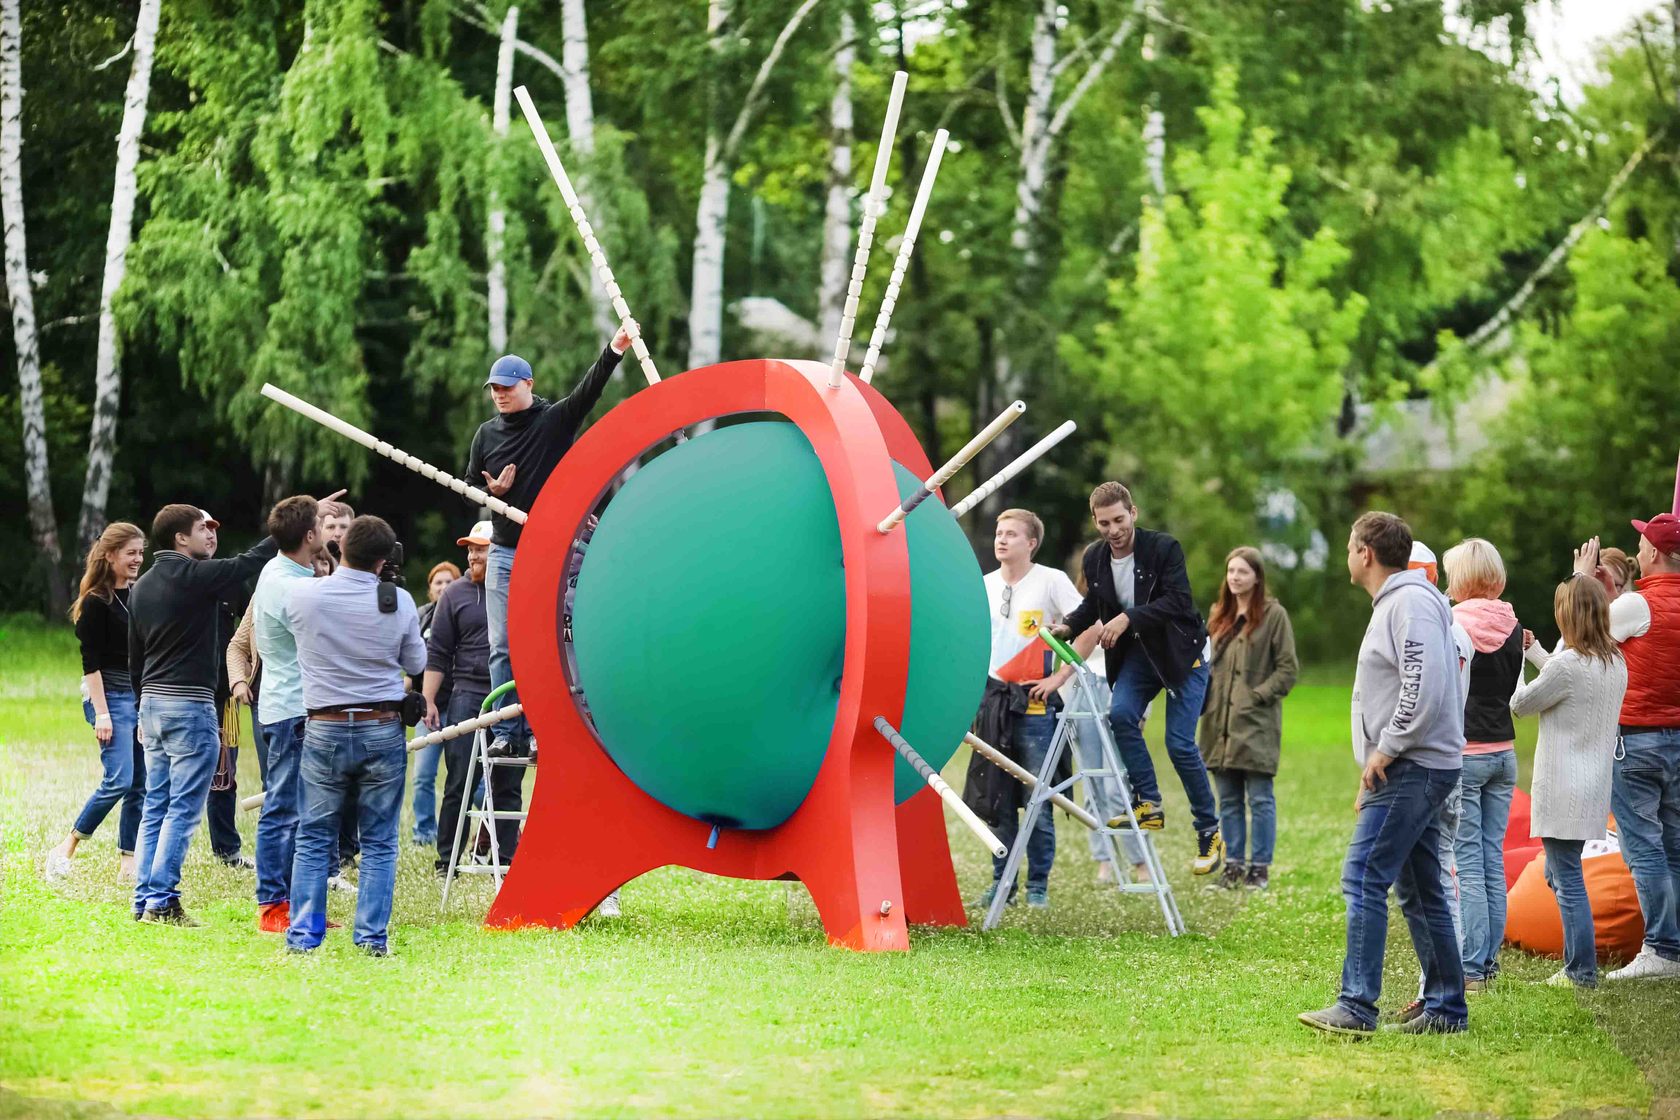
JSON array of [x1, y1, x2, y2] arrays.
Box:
[[1442, 538, 1525, 991]]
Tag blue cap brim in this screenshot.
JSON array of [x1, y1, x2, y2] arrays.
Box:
[[485, 373, 530, 387]]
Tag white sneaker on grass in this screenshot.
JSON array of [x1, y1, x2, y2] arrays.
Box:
[[1544, 969, 1578, 988], [596, 890, 621, 918], [44, 850, 73, 881], [327, 874, 358, 896], [1605, 949, 1680, 981]]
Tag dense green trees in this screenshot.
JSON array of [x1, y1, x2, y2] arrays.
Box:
[[3, 0, 1675, 655]]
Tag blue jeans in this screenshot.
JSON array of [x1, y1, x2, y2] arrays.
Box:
[[1456, 749, 1516, 980], [1212, 768, 1275, 866], [1611, 728, 1680, 961], [1337, 758, 1467, 1029], [991, 712, 1057, 892], [1542, 837, 1597, 986], [1106, 651, 1218, 835], [255, 716, 305, 907], [132, 697, 220, 913], [411, 738, 441, 842], [72, 689, 144, 853], [486, 543, 529, 748], [287, 717, 407, 952]]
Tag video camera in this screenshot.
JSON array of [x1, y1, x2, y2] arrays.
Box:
[[375, 540, 406, 614]]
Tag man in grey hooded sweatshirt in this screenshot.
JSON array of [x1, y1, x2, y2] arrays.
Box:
[[1299, 511, 1469, 1037]]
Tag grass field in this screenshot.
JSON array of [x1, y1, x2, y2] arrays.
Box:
[[2, 614, 1676, 1119]]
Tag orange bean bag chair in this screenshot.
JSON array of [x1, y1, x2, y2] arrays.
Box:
[[1503, 787, 1543, 890], [1503, 845, 1645, 963]]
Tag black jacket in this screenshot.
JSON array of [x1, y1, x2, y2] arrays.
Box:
[[1062, 528, 1208, 691], [1464, 624, 1524, 744], [426, 576, 491, 698], [465, 346, 622, 548], [129, 540, 279, 704]]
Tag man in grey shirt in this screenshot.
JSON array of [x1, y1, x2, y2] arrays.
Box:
[[1299, 511, 1467, 1038], [283, 515, 426, 955]]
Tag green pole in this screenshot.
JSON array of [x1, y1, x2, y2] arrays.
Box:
[[1038, 627, 1084, 671], [482, 681, 518, 712]]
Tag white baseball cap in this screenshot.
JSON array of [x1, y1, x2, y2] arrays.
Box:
[[456, 520, 493, 547]]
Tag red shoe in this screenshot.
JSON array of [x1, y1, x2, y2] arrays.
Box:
[[259, 901, 340, 932], [258, 902, 290, 933]]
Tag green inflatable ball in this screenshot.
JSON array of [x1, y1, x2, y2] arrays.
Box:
[[569, 421, 987, 831]]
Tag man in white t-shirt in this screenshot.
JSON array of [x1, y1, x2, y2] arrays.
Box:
[[971, 508, 1097, 912]]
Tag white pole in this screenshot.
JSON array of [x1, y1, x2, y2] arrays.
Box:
[[827, 70, 907, 388], [857, 128, 947, 385], [259, 384, 527, 525], [239, 703, 528, 812], [877, 400, 1024, 532], [949, 420, 1076, 519], [873, 717, 1006, 858], [514, 85, 661, 389], [963, 732, 1100, 831]]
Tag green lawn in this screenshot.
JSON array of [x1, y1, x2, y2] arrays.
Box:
[[1, 615, 1674, 1119]]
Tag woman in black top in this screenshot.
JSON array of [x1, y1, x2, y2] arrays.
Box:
[[44, 523, 147, 882]]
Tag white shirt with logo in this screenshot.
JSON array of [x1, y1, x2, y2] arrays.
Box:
[[984, 564, 1084, 679]]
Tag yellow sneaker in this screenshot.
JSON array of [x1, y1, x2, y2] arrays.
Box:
[[1193, 830, 1225, 876]]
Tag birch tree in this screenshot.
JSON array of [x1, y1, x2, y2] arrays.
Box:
[[816, 10, 854, 343], [1, 0, 64, 611], [76, 0, 160, 552], [686, 0, 821, 373]]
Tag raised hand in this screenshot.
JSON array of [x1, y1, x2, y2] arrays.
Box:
[[482, 463, 517, 497]]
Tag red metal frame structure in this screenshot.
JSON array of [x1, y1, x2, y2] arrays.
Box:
[[489, 359, 967, 950]]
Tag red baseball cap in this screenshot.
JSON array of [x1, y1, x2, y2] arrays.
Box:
[[1632, 513, 1680, 554]]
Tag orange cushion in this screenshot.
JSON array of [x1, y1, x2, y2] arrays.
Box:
[[1505, 843, 1543, 890], [1504, 850, 1645, 963]]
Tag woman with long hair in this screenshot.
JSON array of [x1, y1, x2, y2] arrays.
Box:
[[1510, 576, 1627, 987], [1441, 537, 1525, 991], [45, 523, 147, 881], [1198, 546, 1298, 890]]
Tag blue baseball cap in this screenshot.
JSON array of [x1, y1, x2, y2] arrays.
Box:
[[485, 354, 533, 387]]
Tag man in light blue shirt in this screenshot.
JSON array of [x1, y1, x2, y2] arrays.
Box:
[[248, 496, 321, 932], [283, 515, 426, 955]]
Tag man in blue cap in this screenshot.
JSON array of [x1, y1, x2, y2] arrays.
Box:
[[467, 324, 634, 757]]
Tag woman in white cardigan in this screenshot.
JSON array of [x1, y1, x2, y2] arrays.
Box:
[[1511, 575, 1628, 988]]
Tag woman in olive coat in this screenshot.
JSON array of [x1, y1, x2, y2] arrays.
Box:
[[1199, 547, 1298, 890]]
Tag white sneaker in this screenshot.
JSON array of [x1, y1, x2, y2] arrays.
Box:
[[44, 851, 73, 881], [1544, 969, 1577, 988], [1605, 948, 1680, 981], [596, 890, 621, 918], [327, 874, 358, 897]]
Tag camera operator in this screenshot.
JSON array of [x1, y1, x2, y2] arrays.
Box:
[[283, 516, 425, 956]]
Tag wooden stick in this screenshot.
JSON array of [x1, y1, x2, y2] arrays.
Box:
[[949, 420, 1076, 519], [964, 732, 1100, 831], [872, 716, 1005, 857], [877, 400, 1024, 532], [240, 704, 527, 812], [259, 384, 527, 524], [514, 85, 661, 389], [828, 70, 907, 388], [858, 129, 947, 385]]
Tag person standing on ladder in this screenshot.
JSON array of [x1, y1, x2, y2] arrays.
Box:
[[467, 326, 635, 759], [966, 509, 1098, 912], [1057, 482, 1225, 876]]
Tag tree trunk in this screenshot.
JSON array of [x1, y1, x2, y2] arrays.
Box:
[[687, 130, 730, 372], [816, 11, 854, 346], [1, 0, 66, 613], [77, 0, 160, 554], [558, 0, 616, 338], [486, 4, 518, 354]]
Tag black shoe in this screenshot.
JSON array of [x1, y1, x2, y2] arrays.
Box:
[[487, 737, 529, 759], [139, 900, 202, 927], [1297, 1005, 1373, 1037], [1245, 863, 1270, 891], [1382, 1012, 1466, 1035], [218, 853, 256, 871], [359, 943, 390, 958]]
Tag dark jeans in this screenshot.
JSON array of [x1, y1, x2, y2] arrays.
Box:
[[288, 716, 407, 952], [1611, 728, 1680, 961], [435, 690, 523, 870], [1212, 767, 1275, 866], [1337, 758, 1467, 1029], [1542, 837, 1597, 986], [72, 689, 144, 853], [255, 716, 304, 906], [1106, 649, 1218, 834], [206, 759, 242, 859], [990, 711, 1057, 892]]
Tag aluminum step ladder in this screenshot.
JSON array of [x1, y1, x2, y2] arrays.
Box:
[[982, 630, 1185, 936], [441, 682, 534, 908]]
